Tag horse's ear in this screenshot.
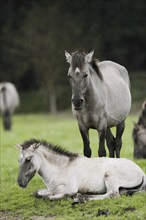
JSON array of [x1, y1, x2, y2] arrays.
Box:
[[65, 50, 71, 64], [16, 144, 22, 150], [142, 100, 146, 110], [86, 50, 94, 63], [133, 122, 139, 130]]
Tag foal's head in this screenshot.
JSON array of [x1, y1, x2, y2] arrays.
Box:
[[17, 142, 40, 188], [65, 50, 101, 110]]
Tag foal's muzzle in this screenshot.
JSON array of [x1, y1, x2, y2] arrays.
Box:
[[17, 178, 28, 188], [72, 98, 84, 110]]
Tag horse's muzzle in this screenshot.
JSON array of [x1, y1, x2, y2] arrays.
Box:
[[72, 98, 84, 110]]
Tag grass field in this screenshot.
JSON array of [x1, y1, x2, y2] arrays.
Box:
[[0, 113, 146, 220]]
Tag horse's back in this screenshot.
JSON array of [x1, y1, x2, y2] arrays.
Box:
[[98, 61, 131, 125], [98, 61, 130, 87]]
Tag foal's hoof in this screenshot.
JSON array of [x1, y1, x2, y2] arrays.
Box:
[[72, 198, 80, 205], [72, 193, 86, 204], [34, 191, 42, 198]]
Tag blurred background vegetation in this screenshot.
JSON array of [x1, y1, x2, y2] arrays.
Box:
[[0, 0, 145, 113]]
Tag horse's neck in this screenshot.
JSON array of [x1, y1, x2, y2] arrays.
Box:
[[87, 69, 105, 105]]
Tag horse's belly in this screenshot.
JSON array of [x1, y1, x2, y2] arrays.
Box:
[[106, 88, 131, 126]]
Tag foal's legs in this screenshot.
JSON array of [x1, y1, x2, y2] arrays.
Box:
[[74, 191, 119, 202], [73, 176, 120, 202], [106, 128, 115, 158], [79, 126, 91, 158], [115, 120, 125, 158]]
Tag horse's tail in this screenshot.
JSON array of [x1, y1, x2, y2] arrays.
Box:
[[1, 86, 11, 130], [120, 176, 145, 195]]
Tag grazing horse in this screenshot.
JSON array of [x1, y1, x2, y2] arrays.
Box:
[[17, 139, 146, 202], [0, 82, 20, 130], [65, 50, 131, 158], [133, 100, 146, 159]]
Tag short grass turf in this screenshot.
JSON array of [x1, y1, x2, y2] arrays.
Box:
[[0, 113, 146, 220]]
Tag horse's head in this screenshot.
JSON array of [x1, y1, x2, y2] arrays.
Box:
[[17, 143, 40, 188], [65, 50, 94, 110]]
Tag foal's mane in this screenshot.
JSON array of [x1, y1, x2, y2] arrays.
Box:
[[21, 139, 78, 160], [71, 51, 103, 80]]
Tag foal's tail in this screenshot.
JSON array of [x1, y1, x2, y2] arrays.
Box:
[[120, 176, 145, 195]]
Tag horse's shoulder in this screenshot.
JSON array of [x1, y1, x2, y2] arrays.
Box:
[[98, 61, 130, 86]]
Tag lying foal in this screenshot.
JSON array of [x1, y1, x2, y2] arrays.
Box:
[[17, 139, 146, 202]]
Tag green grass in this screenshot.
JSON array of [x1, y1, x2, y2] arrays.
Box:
[[0, 114, 146, 220]]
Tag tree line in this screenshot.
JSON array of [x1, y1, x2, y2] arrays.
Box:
[[0, 0, 145, 112]]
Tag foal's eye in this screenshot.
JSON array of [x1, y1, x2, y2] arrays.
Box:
[[25, 156, 32, 162]]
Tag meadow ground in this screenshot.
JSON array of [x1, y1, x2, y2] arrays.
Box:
[[0, 113, 146, 220]]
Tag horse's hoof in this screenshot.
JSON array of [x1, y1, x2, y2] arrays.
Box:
[[98, 150, 106, 157]]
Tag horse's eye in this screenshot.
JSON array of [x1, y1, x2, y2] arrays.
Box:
[[83, 74, 88, 78], [67, 74, 72, 79]]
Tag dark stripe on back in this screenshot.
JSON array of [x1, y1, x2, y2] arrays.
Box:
[[90, 59, 103, 80]]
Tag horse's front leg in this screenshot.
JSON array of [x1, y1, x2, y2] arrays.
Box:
[[79, 124, 91, 158], [98, 129, 106, 157], [115, 120, 125, 158], [106, 128, 115, 158]]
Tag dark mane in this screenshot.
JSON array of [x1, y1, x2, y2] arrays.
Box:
[[90, 59, 103, 80], [71, 51, 86, 70], [21, 139, 78, 160]]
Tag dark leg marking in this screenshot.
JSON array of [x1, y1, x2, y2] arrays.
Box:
[[115, 120, 125, 158], [79, 128, 91, 158], [106, 128, 115, 158], [98, 129, 106, 157]]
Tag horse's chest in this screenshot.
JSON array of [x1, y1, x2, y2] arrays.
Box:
[[82, 114, 98, 129]]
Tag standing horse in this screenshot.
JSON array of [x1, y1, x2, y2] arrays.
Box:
[[17, 139, 146, 202], [133, 100, 146, 159], [65, 50, 131, 158], [0, 82, 20, 130]]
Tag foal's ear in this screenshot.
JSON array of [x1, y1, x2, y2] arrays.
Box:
[[86, 50, 94, 63], [16, 144, 22, 150], [65, 50, 72, 64]]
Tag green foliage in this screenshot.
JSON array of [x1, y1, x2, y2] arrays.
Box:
[[0, 0, 146, 113], [0, 114, 146, 219]]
